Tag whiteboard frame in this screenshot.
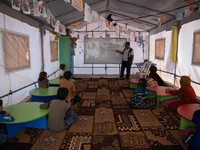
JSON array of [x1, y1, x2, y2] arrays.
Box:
[[84, 38, 127, 64]]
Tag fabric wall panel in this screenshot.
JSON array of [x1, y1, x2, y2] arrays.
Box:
[[176, 19, 200, 96], [0, 12, 42, 106], [149, 30, 175, 85]]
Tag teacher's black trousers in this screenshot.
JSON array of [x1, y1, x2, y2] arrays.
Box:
[[120, 61, 131, 79]]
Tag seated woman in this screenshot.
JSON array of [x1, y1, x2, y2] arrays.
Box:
[[166, 76, 197, 110], [149, 66, 165, 86], [131, 78, 157, 109]]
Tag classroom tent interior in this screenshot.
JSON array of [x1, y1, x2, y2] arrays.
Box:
[[0, 0, 200, 107]]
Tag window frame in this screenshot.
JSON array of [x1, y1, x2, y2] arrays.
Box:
[[155, 38, 165, 60], [3, 31, 30, 73], [50, 40, 58, 62], [192, 31, 200, 65]]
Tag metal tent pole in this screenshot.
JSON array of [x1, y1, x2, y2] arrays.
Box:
[[174, 21, 181, 85], [40, 24, 44, 71]]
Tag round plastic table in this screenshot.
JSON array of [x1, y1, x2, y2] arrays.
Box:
[[128, 78, 140, 88], [177, 104, 199, 130], [49, 78, 75, 87], [146, 86, 178, 107], [0, 102, 49, 139], [29, 87, 59, 102]]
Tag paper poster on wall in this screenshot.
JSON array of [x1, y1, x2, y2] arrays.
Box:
[[51, 15, 56, 27], [158, 21, 161, 28], [54, 21, 60, 33], [105, 19, 110, 29], [119, 25, 123, 33], [176, 10, 183, 21], [69, 26, 74, 34], [60, 24, 66, 35], [64, 0, 70, 3], [158, 15, 168, 22], [84, 3, 91, 23], [33, 0, 43, 16], [127, 29, 131, 35], [47, 8, 51, 24], [99, 16, 105, 30], [109, 22, 114, 30], [133, 31, 135, 39], [11, 0, 21, 11], [114, 25, 119, 35], [184, 5, 195, 18], [21, 0, 31, 14], [42, 6, 47, 18], [124, 27, 128, 34], [91, 10, 99, 23], [71, 0, 83, 11]]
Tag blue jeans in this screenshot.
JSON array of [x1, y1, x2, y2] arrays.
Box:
[[120, 61, 131, 79], [64, 113, 78, 129], [0, 129, 7, 144]]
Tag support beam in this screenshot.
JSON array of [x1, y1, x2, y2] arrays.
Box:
[[105, 0, 109, 18]]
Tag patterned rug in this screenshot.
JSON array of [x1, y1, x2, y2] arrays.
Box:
[[0, 78, 186, 150]]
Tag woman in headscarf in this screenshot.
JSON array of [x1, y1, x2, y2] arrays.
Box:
[[149, 66, 165, 86], [166, 76, 197, 110]]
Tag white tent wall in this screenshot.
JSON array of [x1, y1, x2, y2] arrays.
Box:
[[176, 19, 200, 97], [149, 30, 175, 85], [0, 12, 58, 107], [72, 23, 149, 75], [0, 12, 41, 106], [149, 19, 200, 97]]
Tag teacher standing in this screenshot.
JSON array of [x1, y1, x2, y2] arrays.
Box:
[[116, 42, 134, 80]]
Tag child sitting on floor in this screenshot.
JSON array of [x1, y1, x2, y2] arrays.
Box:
[[40, 88, 78, 132], [131, 78, 157, 108], [60, 71, 80, 105], [165, 76, 197, 110], [184, 110, 200, 150], [57, 64, 65, 79], [38, 71, 49, 88], [0, 100, 14, 144]]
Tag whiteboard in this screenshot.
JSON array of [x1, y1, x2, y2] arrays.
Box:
[[84, 38, 127, 64]]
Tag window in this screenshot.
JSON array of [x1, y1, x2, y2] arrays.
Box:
[[50, 41, 58, 61], [155, 38, 165, 60], [4, 32, 30, 72], [192, 31, 200, 65]]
